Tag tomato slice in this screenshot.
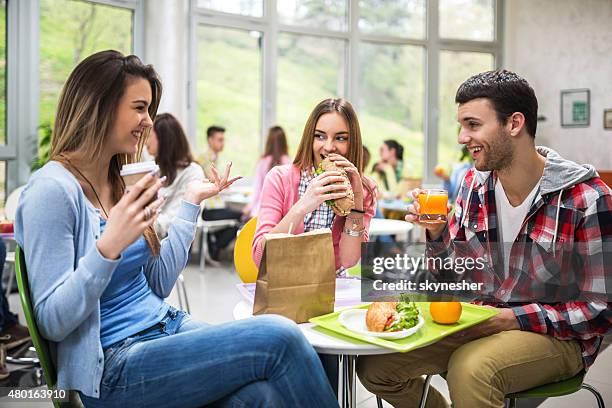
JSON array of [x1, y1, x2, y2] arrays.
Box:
[[384, 314, 395, 329]]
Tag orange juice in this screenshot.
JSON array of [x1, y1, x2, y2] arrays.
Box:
[[418, 189, 448, 224]]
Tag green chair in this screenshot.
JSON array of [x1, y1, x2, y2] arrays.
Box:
[[376, 371, 605, 408], [15, 246, 84, 408], [505, 371, 605, 408]]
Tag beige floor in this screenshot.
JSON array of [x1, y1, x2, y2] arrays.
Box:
[[2, 254, 611, 407]]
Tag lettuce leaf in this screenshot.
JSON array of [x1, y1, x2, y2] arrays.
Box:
[[385, 294, 420, 331]]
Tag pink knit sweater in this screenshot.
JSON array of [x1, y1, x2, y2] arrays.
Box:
[[252, 164, 377, 270]]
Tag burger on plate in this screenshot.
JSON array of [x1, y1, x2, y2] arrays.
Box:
[[365, 296, 420, 332]]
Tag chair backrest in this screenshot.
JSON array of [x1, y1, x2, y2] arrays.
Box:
[[4, 185, 25, 221], [233, 217, 258, 283], [15, 246, 58, 389]]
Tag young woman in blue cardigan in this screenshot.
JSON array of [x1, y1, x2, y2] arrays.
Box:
[[15, 50, 337, 408]]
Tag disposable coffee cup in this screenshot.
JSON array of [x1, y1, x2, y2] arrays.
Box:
[[120, 161, 160, 191]]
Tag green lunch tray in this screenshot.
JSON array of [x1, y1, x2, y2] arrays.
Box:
[[309, 302, 499, 352]]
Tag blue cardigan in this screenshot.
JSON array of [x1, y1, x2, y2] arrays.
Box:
[[15, 161, 199, 398]]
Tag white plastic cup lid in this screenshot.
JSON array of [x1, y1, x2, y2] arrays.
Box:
[[120, 161, 159, 177]]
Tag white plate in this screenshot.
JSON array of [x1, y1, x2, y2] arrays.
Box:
[[338, 309, 425, 339]]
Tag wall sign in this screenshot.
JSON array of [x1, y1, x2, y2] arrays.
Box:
[[561, 89, 590, 127]]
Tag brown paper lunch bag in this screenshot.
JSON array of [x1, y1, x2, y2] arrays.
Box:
[[253, 228, 336, 323]]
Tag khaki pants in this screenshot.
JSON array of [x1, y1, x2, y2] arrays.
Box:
[[356, 330, 583, 408]]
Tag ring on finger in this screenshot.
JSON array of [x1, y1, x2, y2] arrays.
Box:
[[143, 206, 152, 221]]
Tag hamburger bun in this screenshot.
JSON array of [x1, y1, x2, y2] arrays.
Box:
[[365, 302, 398, 332], [319, 156, 355, 216]]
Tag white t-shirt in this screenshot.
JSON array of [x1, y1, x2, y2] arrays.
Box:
[[495, 179, 540, 277]]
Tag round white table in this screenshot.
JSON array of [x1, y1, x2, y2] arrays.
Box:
[[233, 301, 394, 408], [369, 218, 414, 242]]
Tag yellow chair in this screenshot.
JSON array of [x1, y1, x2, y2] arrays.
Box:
[[233, 217, 258, 283]]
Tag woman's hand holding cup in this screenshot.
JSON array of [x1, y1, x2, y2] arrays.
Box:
[[97, 172, 166, 259]]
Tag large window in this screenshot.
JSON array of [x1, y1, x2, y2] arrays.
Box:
[[277, 33, 346, 154], [359, 0, 425, 38], [39, 0, 133, 127], [437, 51, 494, 169], [192, 0, 501, 182], [359, 42, 425, 176], [197, 0, 263, 17], [196, 25, 262, 176], [277, 0, 347, 31], [439, 0, 495, 41], [0, 0, 5, 146], [0, 1, 7, 207]]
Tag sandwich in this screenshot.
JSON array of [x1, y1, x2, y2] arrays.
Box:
[[315, 156, 355, 216], [365, 295, 420, 332]]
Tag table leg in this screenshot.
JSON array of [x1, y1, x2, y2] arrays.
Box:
[[340, 354, 357, 408], [199, 226, 208, 271], [338, 355, 344, 407], [347, 355, 357, 408]]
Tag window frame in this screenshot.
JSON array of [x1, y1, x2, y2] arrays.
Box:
[[187, 0, 504, 183], [7, 0, 143, 198]]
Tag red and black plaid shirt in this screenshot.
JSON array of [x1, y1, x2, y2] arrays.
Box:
[[428, 168, 612, 368]]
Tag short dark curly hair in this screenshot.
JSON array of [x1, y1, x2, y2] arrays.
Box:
[[455, 69, 538, 137]]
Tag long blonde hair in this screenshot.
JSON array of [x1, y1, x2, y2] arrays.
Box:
[[50, 50, 163, 255]]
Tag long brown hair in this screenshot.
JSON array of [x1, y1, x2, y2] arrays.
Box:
[[153, 113, 194, 185], [293, 98, 374, 198], [50, 50, 162, 255], [263, 126, 289, 170]]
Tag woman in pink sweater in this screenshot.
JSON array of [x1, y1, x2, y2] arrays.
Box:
[[243, 126, 291, 218], [252, 98, 377, 273]]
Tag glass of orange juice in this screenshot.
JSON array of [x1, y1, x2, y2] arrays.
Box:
[[418, 189, 448, 224]]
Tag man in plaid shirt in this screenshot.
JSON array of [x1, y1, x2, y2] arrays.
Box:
[[357, 70, 612, 408]]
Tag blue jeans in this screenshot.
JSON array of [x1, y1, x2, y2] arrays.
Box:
[[80, 308, 338, 408]]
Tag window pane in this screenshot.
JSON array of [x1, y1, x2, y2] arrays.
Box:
[[196, 25, 262, 176], [278, 0, 347, 31], [439, 0, 495, 41], [0, 0, 6, 145], [197, 0, 263, 17], [39, 0, 133, 126], [277, 33, 345, 155], [437, 51, 493, 169], [359, 43, 425, 178], [359, 0, 425, 39]]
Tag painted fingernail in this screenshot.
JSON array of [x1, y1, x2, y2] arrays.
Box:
[[160, 176, 167, 182]]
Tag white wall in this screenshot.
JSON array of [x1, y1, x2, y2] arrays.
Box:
[[504, 0, 612, 170], [143, 0, 189, 126]]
